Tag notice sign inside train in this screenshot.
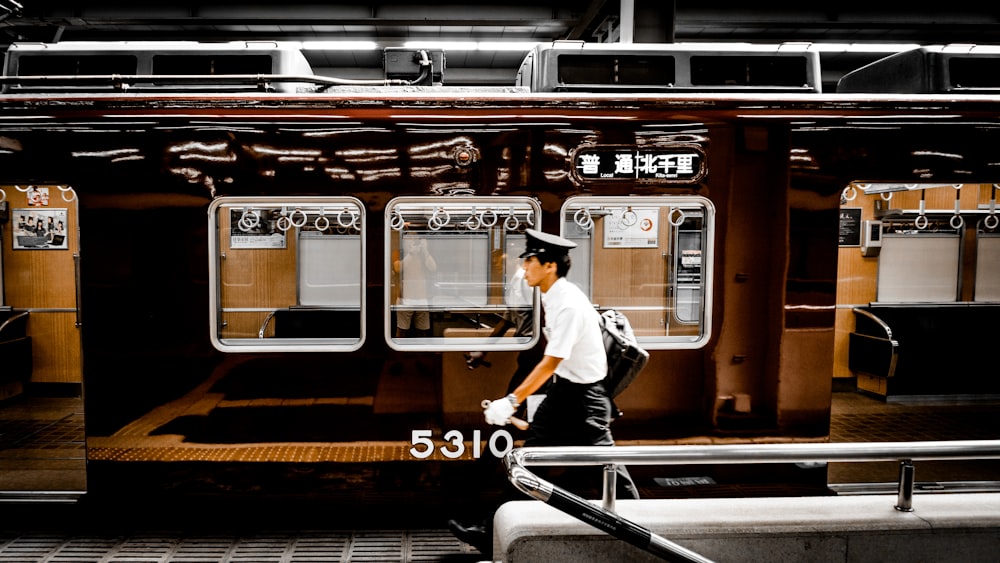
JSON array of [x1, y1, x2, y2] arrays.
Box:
[[604, 207, 659, 248], [572, 145, 706, 183], [839, 208, 862, 246]]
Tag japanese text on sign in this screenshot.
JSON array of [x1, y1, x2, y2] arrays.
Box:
[[574, 147, 704, 182]]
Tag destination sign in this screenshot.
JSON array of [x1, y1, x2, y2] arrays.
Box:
[[572, 146, 705, 183]]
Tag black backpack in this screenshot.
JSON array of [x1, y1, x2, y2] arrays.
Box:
[[599, 309, 649, 400]]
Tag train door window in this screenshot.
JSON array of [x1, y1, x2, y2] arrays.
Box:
[[385, 197, 542, 351], [562, 196, 714, 349], [208, 197, 365, 352], [975, 231, 1000, 301]]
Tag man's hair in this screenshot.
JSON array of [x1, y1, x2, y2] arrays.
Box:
[[539, 253, 572, 278]]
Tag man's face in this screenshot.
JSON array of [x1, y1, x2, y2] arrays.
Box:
[[521, 256, 552, 288]]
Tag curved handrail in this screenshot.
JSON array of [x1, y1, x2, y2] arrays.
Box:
[[258, 310, 278, 339], [852, 307, 895, 341], [0, 310, 29, 339], [505, 441, 1000, 562], [852, 307, 900, 378]]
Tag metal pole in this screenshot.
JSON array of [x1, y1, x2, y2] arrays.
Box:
[[603, 463, 618, 512], [620, 0, 634, 44], [895, 459, 915, 512]]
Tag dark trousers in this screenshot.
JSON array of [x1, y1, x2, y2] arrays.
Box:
[[525, 375, 640, 500], [463, 375, 639, 539]]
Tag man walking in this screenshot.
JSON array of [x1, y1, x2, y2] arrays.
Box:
[[449, 228, 639, 555]]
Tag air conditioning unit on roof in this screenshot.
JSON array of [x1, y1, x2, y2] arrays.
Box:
[[516, 41, 822, 94], [1, 41, 315, 93], [837, 45, 1000, 94]]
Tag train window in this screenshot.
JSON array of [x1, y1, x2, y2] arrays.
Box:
[[385, 197, 542, 351], [15, 54, 138, 76], [208, 197, 366, 352], [562, 196, 714, 349], [690, 55, 807, 87], [558, 54, 675, 86], [153, 55, 274, 76]]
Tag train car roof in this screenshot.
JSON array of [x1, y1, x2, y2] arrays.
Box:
[[3, 41, 1000, 98]]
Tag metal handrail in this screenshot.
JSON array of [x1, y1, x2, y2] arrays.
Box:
[[852, 306, 899, 377], [504, 441, 1000, 562], [258, 310, 277, 339], [852, 307, 895, 341], [0, 310, 28, 338]]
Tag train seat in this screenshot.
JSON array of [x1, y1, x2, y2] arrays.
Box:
[[270, 307, 361, 339], [0, 310, 31, 400], [851, 304, 1000, 399]]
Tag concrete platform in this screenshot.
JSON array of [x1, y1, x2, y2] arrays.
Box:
[[494, 493, 1000, 562]]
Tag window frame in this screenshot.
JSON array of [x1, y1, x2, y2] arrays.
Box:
[[207, 196, 367, 353], [561, 195, 715, 350], [384, 196, 543, 352]]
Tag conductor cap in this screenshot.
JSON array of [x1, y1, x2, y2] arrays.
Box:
[[519, 228, 576, 260]]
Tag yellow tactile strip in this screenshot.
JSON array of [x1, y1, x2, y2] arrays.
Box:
[[86, 435, 823, 463], [88, 442, 426, 462]]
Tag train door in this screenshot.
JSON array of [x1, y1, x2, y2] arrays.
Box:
[[0, 184, 86, 497]]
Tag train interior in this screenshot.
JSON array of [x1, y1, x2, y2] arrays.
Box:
[[0, 42, 999, 530]]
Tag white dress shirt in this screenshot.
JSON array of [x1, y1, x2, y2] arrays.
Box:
[[541, 277, 606, 384]]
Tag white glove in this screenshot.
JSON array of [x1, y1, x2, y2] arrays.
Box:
[[464, 350, 486, 369], [483, 396, 516, 426]]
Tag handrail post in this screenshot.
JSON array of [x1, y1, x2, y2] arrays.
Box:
[[895, 459, 915, 512], [505, 442, 1000, 560], [602, 463, 617, 512]]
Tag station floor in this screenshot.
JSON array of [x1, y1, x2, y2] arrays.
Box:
[[0, 389, 998, 562]]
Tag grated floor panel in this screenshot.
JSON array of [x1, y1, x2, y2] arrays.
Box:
[[0, 530, 480, 563]]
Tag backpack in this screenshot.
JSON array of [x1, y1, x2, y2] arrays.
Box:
[[599, 309, 649, 399]]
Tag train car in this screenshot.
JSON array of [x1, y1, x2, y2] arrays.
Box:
[[0, 41, 998, 515]]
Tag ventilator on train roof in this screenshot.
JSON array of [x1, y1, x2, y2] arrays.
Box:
[[837, 45, 1000, 94], [516, 41, 823, 93], [0, 41, 452, 93], [1, 41, 316, 93]]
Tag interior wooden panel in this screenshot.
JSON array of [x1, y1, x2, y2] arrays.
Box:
[[24, 312, 82, 383], [836, 244, 879, 306], [834, 233, 878, 379], [220, 246, 297, 307], [3, 192, 78, 309], [218, 209, 297, 338], [222, 311, 274, 340], [888, 183, 980, 211], [832, 307, 855, 378], [1, 185, 81, 384], [589, 209, 672, 336], [979, 184, 997, 207]]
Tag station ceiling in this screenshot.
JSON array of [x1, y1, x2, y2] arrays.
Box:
[[1, 1, 999, 90]]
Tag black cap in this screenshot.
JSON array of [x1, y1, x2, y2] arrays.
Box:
[[519, 228, 577, 260]]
